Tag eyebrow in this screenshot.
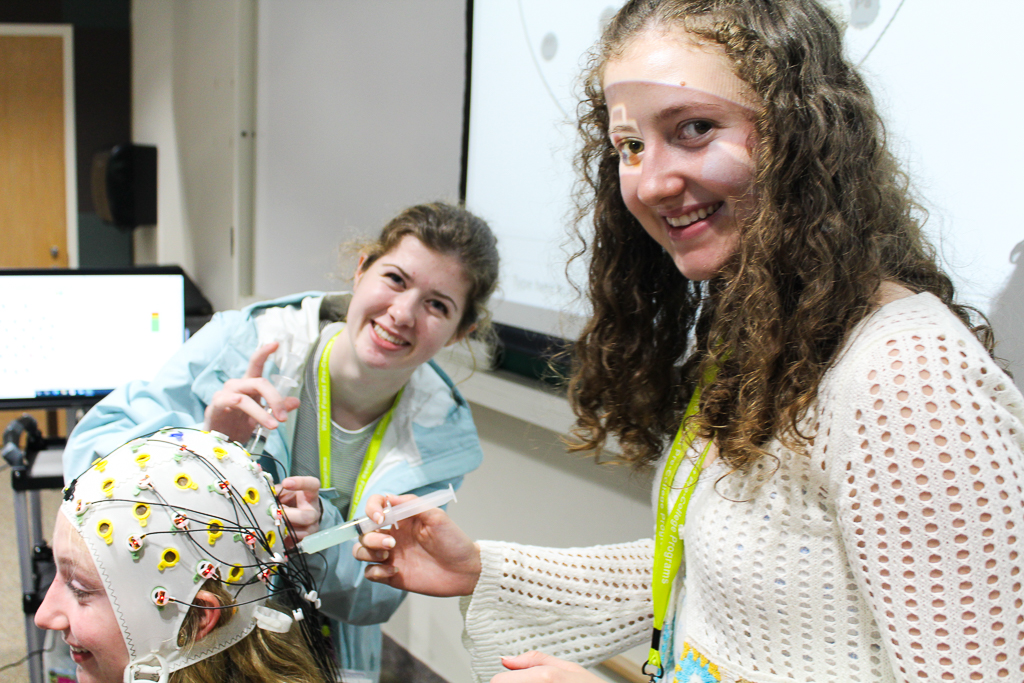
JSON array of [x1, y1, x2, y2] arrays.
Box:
[[56, 557, 102, 588], [609, 101, 733, 136], [654, 102, 730, 126], [609, 122, 638, 137], [382, 263, 460, 311]]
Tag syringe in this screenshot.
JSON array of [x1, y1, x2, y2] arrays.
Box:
[[296, 485, 457, 554], [246, 346, 304, 457]]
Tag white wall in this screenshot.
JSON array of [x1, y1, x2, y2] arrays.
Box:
[[131, 0, 252, 313], [252, 0, 468, 301], [843, 0, 1024, 387]]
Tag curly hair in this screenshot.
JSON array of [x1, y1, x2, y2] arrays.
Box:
[[568, 0, 991, 470]]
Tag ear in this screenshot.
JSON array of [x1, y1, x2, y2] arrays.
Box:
[[353, 253, 369, 287], [445, 323, 476, 347], [192, 590, 223, 641]]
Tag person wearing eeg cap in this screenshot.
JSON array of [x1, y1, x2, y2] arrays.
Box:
[[62, 202, 500, 679], [35, 428, 337, 683]]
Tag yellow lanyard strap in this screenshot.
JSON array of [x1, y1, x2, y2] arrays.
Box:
[[647, 364, 719, 678], [317, 330, 405, 521]]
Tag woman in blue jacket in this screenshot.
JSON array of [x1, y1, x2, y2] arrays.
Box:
[[62, 202, 499, 681]]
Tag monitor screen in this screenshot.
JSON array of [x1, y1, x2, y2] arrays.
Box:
[[0, 270, 186, 408]]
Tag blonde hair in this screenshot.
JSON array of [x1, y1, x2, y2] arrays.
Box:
[[170, 580, 330, 683]]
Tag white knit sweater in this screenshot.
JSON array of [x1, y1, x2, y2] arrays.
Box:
[[462, 294, 1024, 682]]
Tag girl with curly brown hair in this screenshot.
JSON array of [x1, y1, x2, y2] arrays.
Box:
[[352, 2, 1024, 682]]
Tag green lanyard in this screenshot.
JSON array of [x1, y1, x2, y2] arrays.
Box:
[[647, 364, 719, 680], [317, 330, 405, 521]]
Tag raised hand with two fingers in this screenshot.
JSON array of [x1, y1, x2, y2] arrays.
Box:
[[203, 341, 301, 443]]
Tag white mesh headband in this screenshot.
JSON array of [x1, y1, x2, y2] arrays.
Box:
[[61, 428, 308, 682]]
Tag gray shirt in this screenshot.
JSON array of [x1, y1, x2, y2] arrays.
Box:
[[289, 322, 380, 515]]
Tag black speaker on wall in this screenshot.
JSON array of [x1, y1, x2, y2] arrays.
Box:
[[91, 143, 157, 230]]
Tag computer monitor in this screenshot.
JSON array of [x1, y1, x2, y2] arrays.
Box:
[[0, 268, 187, 409]]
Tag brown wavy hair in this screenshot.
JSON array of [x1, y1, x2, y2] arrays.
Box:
[[568, 0, 991, 470], [356, 202, 500, 337]]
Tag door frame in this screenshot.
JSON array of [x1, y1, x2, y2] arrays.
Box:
[[0, 24, 78, 267]]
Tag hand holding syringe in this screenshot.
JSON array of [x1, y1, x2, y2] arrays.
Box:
[[297, 485, 457, 554], [204, 341, 303, 445], [245, 345, 305, 456]]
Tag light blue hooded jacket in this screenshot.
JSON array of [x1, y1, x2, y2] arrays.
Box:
[[63, 292, 484, 680]]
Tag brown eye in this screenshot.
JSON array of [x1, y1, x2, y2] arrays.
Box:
[[619, 138, 644, 166], [680, 120, 714, 139]]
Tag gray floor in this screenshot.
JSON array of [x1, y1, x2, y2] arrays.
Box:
[[381, 634, 448, 683]]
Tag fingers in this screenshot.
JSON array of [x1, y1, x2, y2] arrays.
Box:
[[276, 477, 323, 535], [500, 652, 568, 671], [354, 532, 398, 584], [278, 480, 323, 541], [212, 379, 300, 426], [492, 653, 592, 683], [209, 386, 280, 429], [226, 376, 295, 422], [363, 562, 398, 583], [363, 492, 417, 524], [244, 342, 279, 380], [353, 531, 395, 561], [240, 343, 302, 420], [278, 476, 321, 500], [283, 510, 320, 539]]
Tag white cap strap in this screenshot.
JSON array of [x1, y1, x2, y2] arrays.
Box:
[[124, 653, 168, 683], [254, 606, 293, 634]]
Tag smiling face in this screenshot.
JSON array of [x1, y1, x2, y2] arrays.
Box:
[[603, 27, 758, 281], [343, 234, 472, 377], [35, 514, 129, 683]]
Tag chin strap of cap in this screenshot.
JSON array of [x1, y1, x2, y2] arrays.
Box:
[[124, 652, 169, 683]]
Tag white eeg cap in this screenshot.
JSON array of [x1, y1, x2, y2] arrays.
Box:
[[61, 428, 290, 682]]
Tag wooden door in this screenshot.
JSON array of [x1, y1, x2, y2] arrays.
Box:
[[0, 28, 74, 436], [0, 33, 68, 268]]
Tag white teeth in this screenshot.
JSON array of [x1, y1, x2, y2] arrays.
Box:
[[373, 323, 407, 346], [69, 645, 88, 654], [666, 202, 723, 228]]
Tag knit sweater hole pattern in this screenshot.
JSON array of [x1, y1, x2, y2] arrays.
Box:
[[462, 295, 1024, 683], [840, 330, 1024, 682], [462, 540, 654, 673]]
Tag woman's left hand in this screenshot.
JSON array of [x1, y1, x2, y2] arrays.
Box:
[[276, 476, 322, 542], [492, 652, 599, 683]]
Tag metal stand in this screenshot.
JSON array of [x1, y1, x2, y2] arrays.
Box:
[[8, 408, 75, 683]]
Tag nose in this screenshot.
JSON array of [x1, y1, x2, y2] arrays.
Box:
[[34, 580, 68, 632], [388, 292, 416, 328], [635, 142, 686, 207]]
